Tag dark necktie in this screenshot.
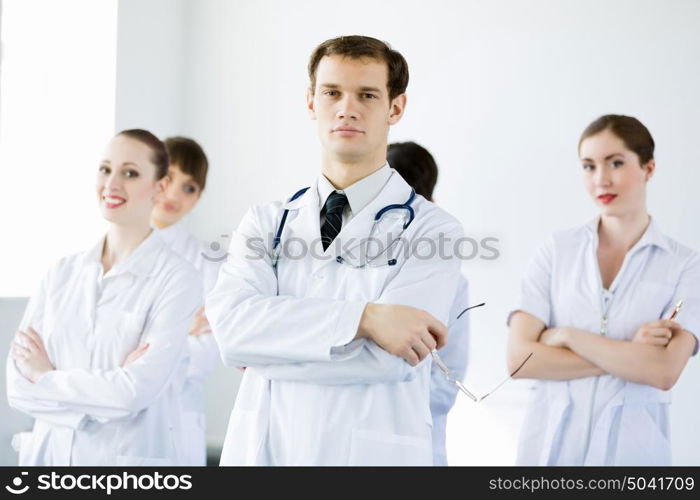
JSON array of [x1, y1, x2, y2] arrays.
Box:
[[320, 191, 349, 251]]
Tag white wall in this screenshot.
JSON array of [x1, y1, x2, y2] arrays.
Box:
[[115, 0, 187, 135], [0, 0, 117, 296], [179, 0, 700, 465]]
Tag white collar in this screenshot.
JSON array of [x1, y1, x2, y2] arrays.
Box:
[[317, 163, 393, 215], [585, 215, 671, 253], [84, 229, 163, 278]]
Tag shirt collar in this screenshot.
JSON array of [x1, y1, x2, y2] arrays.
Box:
[[585, 215, 671, 253], [83, 229, 164, 278], [317, 163, 393, 216]]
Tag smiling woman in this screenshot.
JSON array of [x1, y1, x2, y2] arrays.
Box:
[[97, 131, 169, 234], [5, 130, 203, 466]]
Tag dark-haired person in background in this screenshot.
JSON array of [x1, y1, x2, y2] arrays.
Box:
[[7, 130, 201, 465], [152, 137, 220, 466], [207, 36, 464, 465], [388, 141, 470, 466], [507, 115, 699, 465]]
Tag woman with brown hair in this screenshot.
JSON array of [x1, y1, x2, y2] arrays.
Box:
[[6, 130, 201, 465], [507, 115, 699, 465]]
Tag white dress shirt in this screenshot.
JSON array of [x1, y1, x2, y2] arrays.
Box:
[[317, 163, 393, 226]]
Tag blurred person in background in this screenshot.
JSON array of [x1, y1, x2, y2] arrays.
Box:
[[152, 136, 221, 466]]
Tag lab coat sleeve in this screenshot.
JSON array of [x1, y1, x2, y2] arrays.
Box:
[[507, 237, 553, 327], [23, 267, 201, 422], [258, 338, 413, 384], [5, 270, 86, 429], [259, 218, 464, 384], [186, 333, 220, 384], [665, 252, 700, 356], [206, 206, 368, 367], [185, 248, 222, 383]]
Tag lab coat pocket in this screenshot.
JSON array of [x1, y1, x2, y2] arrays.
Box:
[[12, 432, 33, 466], [612, 403, 671, 465], [349, 428, 432, 466]]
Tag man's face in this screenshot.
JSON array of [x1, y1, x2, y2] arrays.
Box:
[[307, 55, 405, 164]]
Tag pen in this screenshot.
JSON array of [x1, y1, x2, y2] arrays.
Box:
[[668, 299, 684, 321]]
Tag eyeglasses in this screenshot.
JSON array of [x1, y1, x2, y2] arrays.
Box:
[[431, 302, 533, 403]]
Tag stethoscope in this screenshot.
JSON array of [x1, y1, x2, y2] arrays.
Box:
[[271, 186, 417, 269]]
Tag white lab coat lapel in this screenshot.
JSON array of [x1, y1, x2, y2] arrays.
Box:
[[279, 180, 323, 274], [98, 232, 162, 310]]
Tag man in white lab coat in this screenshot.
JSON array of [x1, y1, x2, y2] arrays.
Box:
[[206, 35, 464, 465]]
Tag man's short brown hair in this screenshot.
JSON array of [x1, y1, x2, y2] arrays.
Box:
[[308, 35, 409, 100]]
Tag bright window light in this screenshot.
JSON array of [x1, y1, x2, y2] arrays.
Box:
[[0, 0, 117, 296]]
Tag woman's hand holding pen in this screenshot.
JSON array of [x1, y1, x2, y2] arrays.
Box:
[[10, 327, 55, 383], [632, 320, 683, 347]]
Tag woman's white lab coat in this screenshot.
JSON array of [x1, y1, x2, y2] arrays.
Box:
[[206, 171, 463, 465], [6, 231, 201, 465], [158, 222, 221, 465], [513, 217, 700, 465]]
